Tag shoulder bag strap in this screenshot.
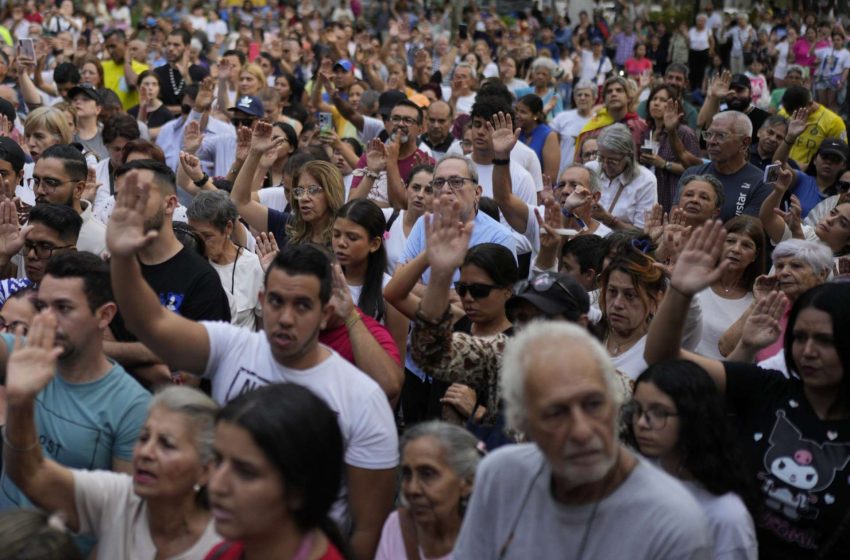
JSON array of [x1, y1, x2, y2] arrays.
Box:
[[606, 178, 628, 214]]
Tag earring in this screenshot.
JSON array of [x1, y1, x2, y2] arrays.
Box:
[[193, 484, 201, 493]]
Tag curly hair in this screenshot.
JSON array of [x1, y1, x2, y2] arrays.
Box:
[[625, 360, 759, 513]]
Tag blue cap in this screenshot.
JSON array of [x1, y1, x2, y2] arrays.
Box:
[[333, 59, 354, 73], [228, 95, 265, 118]]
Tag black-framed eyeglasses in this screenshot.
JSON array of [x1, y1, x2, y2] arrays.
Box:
[[455, 282, 498, 299], [513, 272, 581, 309], [27, 176, 81, 191], [390, 115, 419, 126], [430, 176, 475, 192], [24, 240, 75, 260], [624, 402, 679, 430]]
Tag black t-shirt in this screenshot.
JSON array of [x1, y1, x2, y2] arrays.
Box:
[[154, 64, 206, 107], [725, 362, 850, 559], [747, 106, 771, 144], [128, 104, 176, 128], [110, 246, 231, 341]]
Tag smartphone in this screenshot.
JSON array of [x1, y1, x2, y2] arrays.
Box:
[[17, 38, 35, 60], [318, 112, 333, 133], [640, 146, 654, 156], [764, 163, 781, 184], [459, 24, 468, 40]]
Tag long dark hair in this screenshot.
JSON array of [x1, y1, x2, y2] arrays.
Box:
[[462, 243, 519, 288], [784, 283, 850, 415], [335, 199, 388, 321], [645, 84, 682, 132], [723, 215, 766, 291], [217, 383, 350, 558], [626, 360, 759, 513]]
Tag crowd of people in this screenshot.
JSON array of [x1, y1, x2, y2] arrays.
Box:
[[0, 0, 848, 559]]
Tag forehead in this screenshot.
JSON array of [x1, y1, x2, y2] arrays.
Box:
[[776, 255, 813, 269], [28, 222, 65, 242], [606, 83, 625, 94], [606, 269, 637, 289], [434, 159, 470, 179], [683, 180, 715, 195], [266, 268, 322, 300], [524, 344, 608, 404], [34, 158, 69, 179], [762, 123, 787, 134], [429, 102, 450, 117], [392, 105, 418, 118], [561, 167, 589, 185], [38, 274, 86, 301]]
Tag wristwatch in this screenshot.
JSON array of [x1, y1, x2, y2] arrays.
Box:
[[664, 161, 672, 171], [193, 173, 209, 187]]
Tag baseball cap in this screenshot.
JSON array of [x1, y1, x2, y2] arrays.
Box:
[[0, 137, 25, 174], [378, 90, 408, 118], [818, 139, 850, 162], [730, 73, 752, 91], [67, 83, 101, 104], [333, 59, 354, 73], [506, 272, 590, 320], [228, 95, 265, 118], [591, 37, 603, 45]]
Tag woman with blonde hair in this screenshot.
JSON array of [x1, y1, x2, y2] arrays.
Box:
[[20, 107, 75, 205], [238, 63, 266, 97]]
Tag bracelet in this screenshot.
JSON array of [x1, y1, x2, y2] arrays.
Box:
[[783, 137, 794, 146], [193, 173, 209, 187], [1, 426, 39, 453], [364, 170, 380, 180], [664, 161, 672, 171], [344, 311, 362, 329], [492, 158, 510, 166]]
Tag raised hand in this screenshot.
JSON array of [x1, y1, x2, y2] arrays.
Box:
[[785, 107, 809, 141], [182, 120, 204, 154], [5, 310, 62, 407], [385, 133, 401, 162], [0, 197, 30, 258], [773, 194, 803, 237], [535, 197, 566, 249], [563, 185, 593, 213], [753, 274, 779, 302], [328, 262, 355, 322], [106, 171, 159, 258], [644, 204, 665, 245], [709, 70, 732, 99], [669, 219, 729, 296], [235, 125, 253, 161], [366, 138, 388, 173], [82, 166, 100, 203], [254, 232, 279, 272], [318, 71, 337, 97], [194, 77, 216, 112], [425, 197, 474, 276], [741, 291, 788, 351], [217, 59, 233, 81], [662, 99, 683, 132], [771, 162, 794, 193], [487, 111, 519, 157], [249, 120, 278, 155], [178, 151, 204, 182]]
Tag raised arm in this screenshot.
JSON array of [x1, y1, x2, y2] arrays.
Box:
[[231, 122, 285, 233], [4, 312, 80, 532], [758, 163, 794, 244], [773, 106, 809, 165], [108, 171, 210, 374], [489, 112, 531, 232], [697, 70, 731, 129], [384, 252, 429, 320], [644, 220, 729, 391]]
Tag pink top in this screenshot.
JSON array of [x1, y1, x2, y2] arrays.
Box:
[[375, 511, 453, 560], [793, 39, 815, 70], [624, 57, 653, 77]]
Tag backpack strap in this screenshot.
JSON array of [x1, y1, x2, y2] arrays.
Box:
[[385, 208, 401, 231]]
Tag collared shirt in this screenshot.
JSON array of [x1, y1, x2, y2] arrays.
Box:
[[613, 32, 638, 66], [585, 160, 658, 228], [155, 110, 236, 183]]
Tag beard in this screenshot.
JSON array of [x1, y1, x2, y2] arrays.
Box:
[[144, 206, 165, 233], [36, 190, 75, 207], [726, 97, 750, 111]]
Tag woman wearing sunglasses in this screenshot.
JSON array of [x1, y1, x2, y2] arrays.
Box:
[[625, 360, 758, 560]]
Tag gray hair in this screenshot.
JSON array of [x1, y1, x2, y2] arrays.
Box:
[[531, 57, 558, 76], [453, 62, 477, 80], [773, 239, 834, 275], [401, 421, 481, 482], [437, 154, 479, 184], [681, 174, 725, 209], [149, 386, 219, 463], [597, 123, 639, 183], [761, 115, 789, 131], [786, 65, 805, 76], [500, 320, 623, 432], [566, 163, 601, 193], [574, 79, 596, 94], [712, 110, 753, 139], [187, 190, 239, 232]]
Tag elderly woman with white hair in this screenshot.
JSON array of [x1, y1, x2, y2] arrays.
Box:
[[515, 57, 564, 120], [719, 238, 834, 373], [550, 80, 597, 174], [374, 421, 482, 560], [585, 123, 658, 230]]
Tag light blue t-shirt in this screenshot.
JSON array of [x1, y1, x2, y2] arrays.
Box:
[[401, 211, 517, 381], [400, 211, 517, 286], [0, 334, 151, 512]]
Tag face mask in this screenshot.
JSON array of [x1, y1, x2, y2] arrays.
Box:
[[181, 103, 192, 115]]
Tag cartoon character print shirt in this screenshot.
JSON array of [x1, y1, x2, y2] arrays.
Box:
[[725, 362, 850, 559]]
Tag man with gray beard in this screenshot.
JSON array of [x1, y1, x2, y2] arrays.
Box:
[[454, 320, 712, 559], [104, 160, 229, 387]]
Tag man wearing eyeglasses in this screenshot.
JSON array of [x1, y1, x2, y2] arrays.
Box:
[[0, 203, 80, 285], [31, 144, 106, 256], [677, 111, 771, 222], [349, 100, 435, 209]]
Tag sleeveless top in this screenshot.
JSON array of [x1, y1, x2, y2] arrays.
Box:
[[519, 123, 553, 169]]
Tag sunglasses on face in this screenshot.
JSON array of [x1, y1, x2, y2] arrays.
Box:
[[455, 282, 499, 299]]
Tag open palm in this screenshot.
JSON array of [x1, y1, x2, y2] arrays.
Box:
[[670, 220, 728, 296], [741, 291, 788, 350], [425, 198, 474, 275], [5, 311, 62, 407], [0, 198, 29, 258], [106, 171, 158, 258]]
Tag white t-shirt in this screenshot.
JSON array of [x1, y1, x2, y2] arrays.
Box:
[[815, 47, 850, 78], [382, 208, 408, 274], [550, 109, 593, 175], [453, 94, 477, 115], [473, 159, 537, 254], [774, 41, 791, 79], [511, 140, 544, 191], [202, 322, 399, 524], [205, 19, 228, 43], [258, 186, 287, 212], [579, 49, 612, 85], [694, 288, 753, 360], [688, 27, 711, 51], [209, 249, 264, 330], [74, 469, 222, 559], [347, 274, 391, 317], [611, 336, 648, 381], [680, 480, 758, 560]]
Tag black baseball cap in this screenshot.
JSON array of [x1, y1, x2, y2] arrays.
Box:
[[818, 139, 850, 162], [67, 83, 102, 104], [730, 73, 752, 92], [0, 137, 26, 174], [506, 272, 590, 320], [378, 90, 408, 118]]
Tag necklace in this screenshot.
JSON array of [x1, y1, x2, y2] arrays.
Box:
[[168, 65, 185, 97]]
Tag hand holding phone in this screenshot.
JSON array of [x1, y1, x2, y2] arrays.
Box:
[[17, 38, 35, 61], [764, 163, 781, 184]]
